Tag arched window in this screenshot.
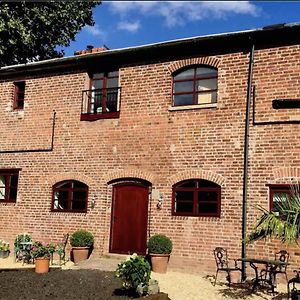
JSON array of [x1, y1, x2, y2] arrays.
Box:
[[52, 180, 88, 213], [172, 66, 218, 106], [172, 179, 221, 217]]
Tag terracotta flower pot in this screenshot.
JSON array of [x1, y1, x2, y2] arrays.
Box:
[[230, 270, 241, 284], [72, 247, 89, 263], [150, 253, 170, 273], [35, 257, 50, 274]]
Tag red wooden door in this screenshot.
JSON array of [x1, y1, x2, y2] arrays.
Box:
[[110, 183, 149, 255]]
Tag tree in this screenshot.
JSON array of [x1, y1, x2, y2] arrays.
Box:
[[247, 185, 300, 245], [0, 1, 101, 67]]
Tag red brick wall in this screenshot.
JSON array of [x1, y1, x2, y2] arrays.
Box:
[[0, 44, 299, 274]]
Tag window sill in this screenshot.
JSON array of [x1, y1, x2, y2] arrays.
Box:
[[172, 213, 220, 218], [81, 112, 120, 121], [168, 103, 217, 111]]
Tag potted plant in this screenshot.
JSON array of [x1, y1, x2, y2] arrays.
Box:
[[148, 234, 173, 273], [31, 241, 56, 273], [70, 230, 94, 263], [0, 240, 10, 259]]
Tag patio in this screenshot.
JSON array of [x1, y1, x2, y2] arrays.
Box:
[[0, 255, 289, 299]]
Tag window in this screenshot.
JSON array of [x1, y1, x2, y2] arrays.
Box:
[[81, 71, 120, 120], [172, 66, 217, 107], [269, 185, 299, 212], [14, 81, 25, 109], [0, 170, 19, 203], [52, 180, 88, 212], [172, 179, 221, 217]]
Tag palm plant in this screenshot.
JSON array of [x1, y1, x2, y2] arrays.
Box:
[[247, 185, 300, 245]]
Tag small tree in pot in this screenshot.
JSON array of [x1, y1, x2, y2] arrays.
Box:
[[70, 230, 94, 264], [148, 234, 172, 273]]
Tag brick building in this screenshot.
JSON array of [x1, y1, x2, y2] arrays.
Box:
[[0, 23, 300, 273]]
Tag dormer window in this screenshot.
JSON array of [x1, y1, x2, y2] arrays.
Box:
[[13, 81, 25, 109], [172, 66, 217, 107], [81, 71, 120, 121]]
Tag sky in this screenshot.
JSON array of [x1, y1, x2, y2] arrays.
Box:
[[62, 1, 300, 57]]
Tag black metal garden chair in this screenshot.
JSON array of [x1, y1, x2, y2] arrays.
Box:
[[213, 247, 242, 286]]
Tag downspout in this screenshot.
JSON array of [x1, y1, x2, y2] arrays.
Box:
[[241, 43, 255, 280]]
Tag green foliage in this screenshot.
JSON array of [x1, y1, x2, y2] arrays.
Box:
[[31, 241, 56, 259], [14, 233, 32, 250], [70, 230, 94, 247], [148, 234, 173, 254], [0, 239, 10, 252], [247, 185, 300, 245], [0, 1, 101, 66], [115, 254, 151, 296]]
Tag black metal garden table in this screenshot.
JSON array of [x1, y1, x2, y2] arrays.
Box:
[[237, 257, 288, 294]]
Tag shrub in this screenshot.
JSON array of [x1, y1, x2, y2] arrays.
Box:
[[14, 233, 32, 250], [0, 240, 10, 252], [70, 230, 94, 247], [148, 234, 173, 254], [116, 253, 151, 296], [31, 241, 56, 259]]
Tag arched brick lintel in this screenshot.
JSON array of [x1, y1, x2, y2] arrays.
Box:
[[168, 57, 220, 75], [104, 169, 155, 185], [272, 167, 300, 183], [45, 172, 96, 187], [168, 169, 225, 187]]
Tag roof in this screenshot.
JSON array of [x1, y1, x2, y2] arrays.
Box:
[[1, 22, 300, 77]]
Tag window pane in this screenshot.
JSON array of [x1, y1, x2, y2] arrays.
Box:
[[56, 182, 71, 189], [73, 190, 87, 200], [72, 200, 86, 210], [10, 175, 18, 187], [273, 192, 289, 211], [198, 191, 218, 202], [173, 81, 194, 93], [107, 78, 119, 88], [173, 94, 194, 106], [91, 92, 104, 114], [53, 191, 68, 210], [174, 69, 194, 80], [198, 203, 218, 214], [175, 191, 194, 213], [17, 92, 25, 100], [93, 73, 104, 78], [108, 71, 119, 77], [0, 176, 5, 200], [197, 91, 217, 104], [198, 179, 219, 188], [106, 91, 118, 112], [196, 67, 217, 78], [176, 180, 196, 188], [9, 187, 17, 200], [92, 79, 103, 90], [197, 78, 217, 92], [73, 181, 87, 189]]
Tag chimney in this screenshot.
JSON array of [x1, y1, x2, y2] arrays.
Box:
[[74, 45, 109, 56]]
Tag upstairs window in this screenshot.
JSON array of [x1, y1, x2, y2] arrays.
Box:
[[14, 81, 25, 109], [172, 179, 221, 217], [0, 169, 19, 203], [52, 180, 88, 213], [172, 66, 217, 107], [269, 185, 300, 212], [81, 71, 120, 121]]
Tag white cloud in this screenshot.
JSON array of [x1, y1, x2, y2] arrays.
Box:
[[117, 20, 141, 33], [107, 1, 260, 27], [84, 24, 106, 38]]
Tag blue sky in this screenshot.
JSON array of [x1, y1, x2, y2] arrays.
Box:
[[62, 1, 300, 56]]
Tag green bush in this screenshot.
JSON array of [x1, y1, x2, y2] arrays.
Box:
[[70, 230, 94, 247], [148, 234, 173, 254], [116, 254, 151, 296], [14, 233, 32, 250]]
